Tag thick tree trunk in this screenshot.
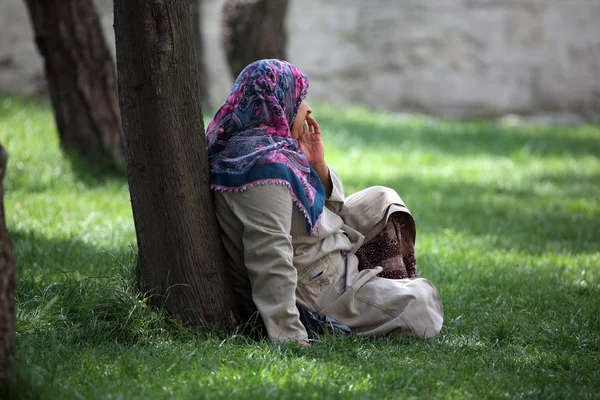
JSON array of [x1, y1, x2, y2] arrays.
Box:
[[0, 145, 15, 396], [114, 0, 237, 330], [24, 0, 125, 171], [222, 0, 289, 79], [192, 0, 210, 106]]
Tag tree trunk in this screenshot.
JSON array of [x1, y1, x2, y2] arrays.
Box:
[[114, 0, 237, 330], [222, 0, 289, 79], [0, 145, 15, 396], [192, 0, 210, 106], [24, 0, 125, 171]]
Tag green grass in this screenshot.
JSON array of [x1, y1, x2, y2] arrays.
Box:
[[2, 95, 599, 399]]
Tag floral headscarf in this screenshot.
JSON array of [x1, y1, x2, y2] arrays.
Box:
[[206, 59, 325, 235]]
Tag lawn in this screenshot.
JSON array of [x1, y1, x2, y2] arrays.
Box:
[[2, 96, 599, 399]]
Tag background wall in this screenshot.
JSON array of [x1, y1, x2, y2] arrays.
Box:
[[1, 0, 599, 117]]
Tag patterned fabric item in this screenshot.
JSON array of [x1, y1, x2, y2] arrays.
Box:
[[355, 212, 418, 279], [206, 59, 325, 235]]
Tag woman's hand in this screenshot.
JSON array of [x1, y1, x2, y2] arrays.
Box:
[[297, 114, 325, 166], [296, 114, 332, 195]]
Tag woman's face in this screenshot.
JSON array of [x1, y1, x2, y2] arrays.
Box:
[[291, 100, 312, 140]]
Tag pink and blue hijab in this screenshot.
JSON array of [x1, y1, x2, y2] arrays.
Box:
[[206, 59, 325, 235]]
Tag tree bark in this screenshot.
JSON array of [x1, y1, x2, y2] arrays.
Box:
[[0, 145, 15, 396], [114, 0, 237, 330], [24, 0, 125, 171], [222, 0, 289, 79], [192, 0, 210, 106]]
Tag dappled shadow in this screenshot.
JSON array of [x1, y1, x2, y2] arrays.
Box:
[[319, 113, 600, 159], [340, 159, 600, 256], [324, 110, 600, 255], [1, 95, 128, 189], [10, 227, 134, 286], [2, 162, 127, 197], [63, 147, 128, 188], [11, 222, 598, 398], [343, 173, 599, 256], [4, 161, 128, 194], [11, 227, 154, 350], [6, 368, 47, 400]]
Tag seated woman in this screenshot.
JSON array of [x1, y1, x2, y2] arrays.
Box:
[[206, 59, 443, 346]]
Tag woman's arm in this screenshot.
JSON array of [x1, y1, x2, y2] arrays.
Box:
[[323, 167, 345, 214], [311, 161, 333, 197], [225, 185, 308, 343]]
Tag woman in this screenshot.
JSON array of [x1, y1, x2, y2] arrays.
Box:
[[207, 59, 443, 346]]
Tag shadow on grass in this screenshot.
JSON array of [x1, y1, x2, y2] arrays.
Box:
[[11, 227, 204, 350], [62, 147, 128, 188], [12, 229, 163, 348], [10, 229, 137, 325], [319, 113, 600, 159], [328, 114, 600, 255], [10, 228, 132, 276], [2, 95, 128, 189], [11, 225, 598, 398], [5, 366, 49, 400], [343, 173, 599, 255], [438, 265, 600, 355], [2, 150, 128, 196]]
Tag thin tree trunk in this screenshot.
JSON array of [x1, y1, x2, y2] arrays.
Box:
[[24, 0, 125, 171], [0, 145, 15, 396], [192, 0, 210, 106], [222, 0, 289, 79], [114, 0, 237, 329]]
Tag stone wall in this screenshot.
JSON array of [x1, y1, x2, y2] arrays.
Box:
[[1, 0, 599, 117]]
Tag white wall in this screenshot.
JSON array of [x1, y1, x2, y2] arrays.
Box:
[[1, 0, 599, 117]]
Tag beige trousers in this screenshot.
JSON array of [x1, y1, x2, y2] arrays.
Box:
[[298, 186, 444, 339]]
